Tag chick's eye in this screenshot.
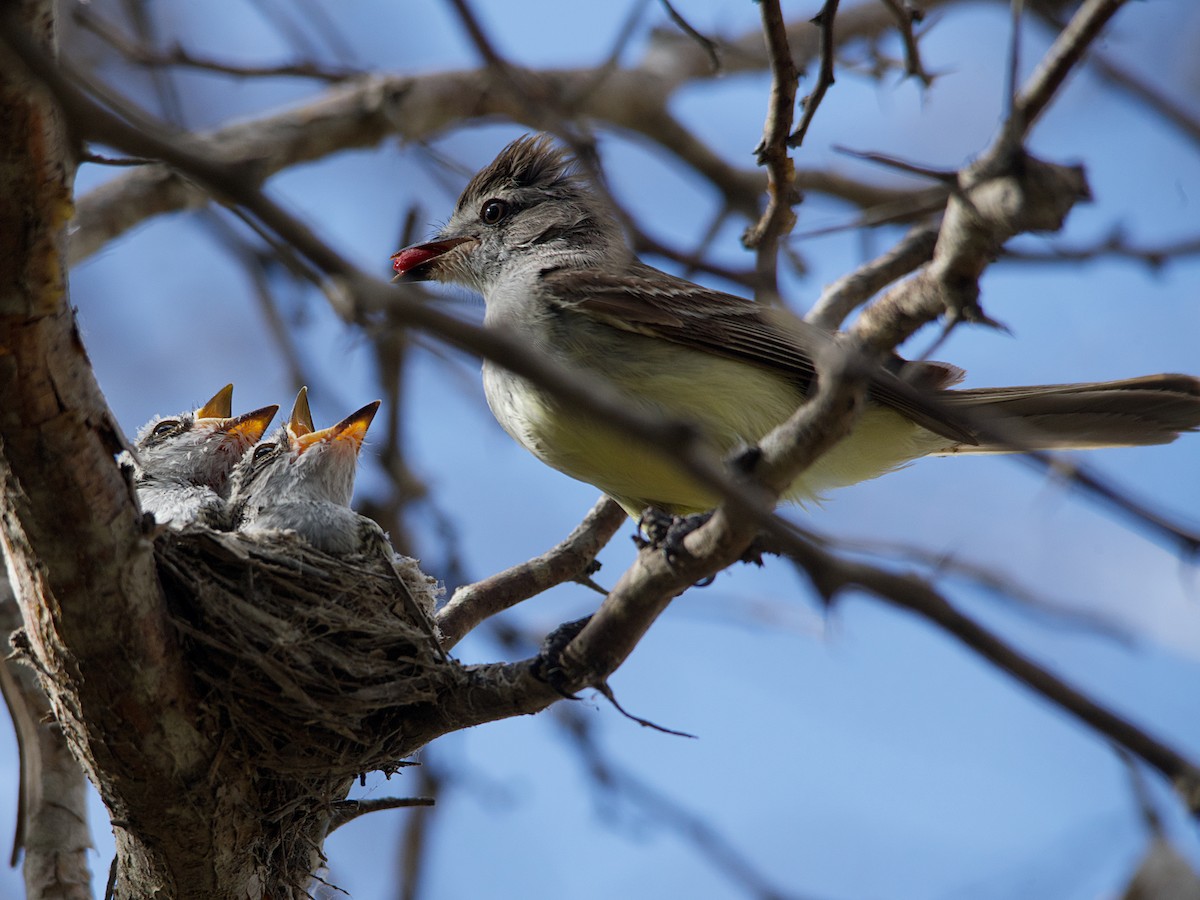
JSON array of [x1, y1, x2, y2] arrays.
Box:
[[252, 443, 277, 463], [151, 420, 180, 438], [480, 199, 509, 225]]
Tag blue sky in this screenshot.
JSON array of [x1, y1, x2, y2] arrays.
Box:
[[4, 1, 1200, 897]]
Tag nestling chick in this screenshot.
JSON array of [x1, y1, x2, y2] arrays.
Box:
[[228, 389, 383, 555], [131, 384, 278, 526]]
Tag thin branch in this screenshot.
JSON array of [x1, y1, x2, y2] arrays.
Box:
[[437, 497, 626, 650], [879, 0, 934, 86], [808, 532, 1135, 644], [807, 223, 938, 329], [773, 523, 1200, 809], [72, 4, 355, 84], [790, 186, 949, 241], [327, 796, 434, 833], [1081, 42, 1200, 148], [1004, 0, 1026, 124], [248, 0, 355, 64], [832, 144, 956, 183], [555, 706, 805, 900], [1002, 230, 1200, 270], [396, 764, 441, 900], [743, 0, 801, 301], [199, 210, 322, 395], [657, 0, 721, 73], [1014, 452, 1200, 558], [80, 151, 155, 167], [630, 226, 760, 290], [1015, 0, 1130, 136], [788, 0, 841, 147], [141, 44, 359, 82]]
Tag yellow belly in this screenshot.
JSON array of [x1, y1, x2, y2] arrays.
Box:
[[484, 355, 949, 517]]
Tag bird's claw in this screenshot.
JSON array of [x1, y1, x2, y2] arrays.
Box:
[[636, 508, 713, 573], [531, 615, 592, 699]]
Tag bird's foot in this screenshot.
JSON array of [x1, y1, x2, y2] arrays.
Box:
[[635, 508, 716, 584], [531, 615, 592, 699]]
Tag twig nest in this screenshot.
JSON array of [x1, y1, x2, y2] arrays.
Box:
[[155, 526, 460, 778]]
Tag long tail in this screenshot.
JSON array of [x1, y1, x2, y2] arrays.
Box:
[[936, 374, 1200, 454]]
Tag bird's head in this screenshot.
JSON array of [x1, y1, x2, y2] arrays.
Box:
[[229, 396, 381, 512], [390, 134, 628, 293], [133, 384, 278, 492]]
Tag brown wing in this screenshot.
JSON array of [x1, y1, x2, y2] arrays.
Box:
[[538, 264, 976, 444]]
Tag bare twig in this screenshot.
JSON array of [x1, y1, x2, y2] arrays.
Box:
[[743, 0, 800, 301], [199, 212, 323, 395], [789, 0, 841, 147], [74, 6, 357, 83], [437, 497, 626, 650], [807, 223, 938, 329], [773, 524, 1200, 809], [1015, 0, 1130, 136], [555, 706, 804, 900], [79, 151, 155, 167], [1002, 230, 1200, 270], [808, 532, 1134, 643], [1082, 43, 1200, 147], [395, 763, 441, 900], [832, 144, 956, 183], [328, 796, 434, 832], [879, 0, 934, 86], [657, 0, 721, 73], [630, 226, 760, 290], [141, 45, 359, 82]]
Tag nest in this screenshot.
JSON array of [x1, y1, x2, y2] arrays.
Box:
[[155, 526, 460, 779]]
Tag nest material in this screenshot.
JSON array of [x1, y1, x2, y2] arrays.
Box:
[[155, 526, 459, 778]]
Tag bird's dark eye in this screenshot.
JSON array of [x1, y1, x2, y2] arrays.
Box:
[[252, 443, 277, 463], [151, 420, 181, 438], [480, 199, 509, 225]]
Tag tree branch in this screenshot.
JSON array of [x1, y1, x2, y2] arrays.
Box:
[[774, 524, 1200, 810], [743, 0, 801, 302], [788, 0, 841, 148], [437, 496, 626, 651]]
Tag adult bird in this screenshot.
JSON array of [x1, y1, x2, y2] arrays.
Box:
[[228, 391, 383, 556], [132, 384, 278, 526], [391, 134, 1200, 517]]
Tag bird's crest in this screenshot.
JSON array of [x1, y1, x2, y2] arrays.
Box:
[[458, 134, 580, 209]]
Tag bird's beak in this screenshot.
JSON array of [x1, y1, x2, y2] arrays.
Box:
[[223, 405, 280, 443], [288, 386, 314, 437], [195, 383, 234, 419], [390, 237, 475, 282], [295, 400, 381, 455]]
